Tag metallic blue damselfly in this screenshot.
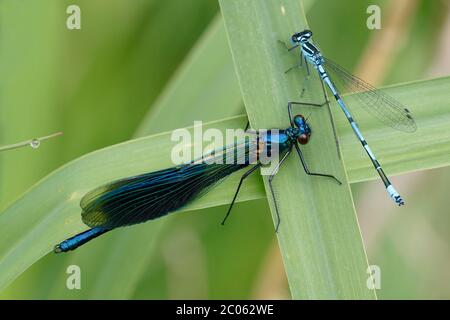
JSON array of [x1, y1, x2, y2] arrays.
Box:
[[54, 106, 341, 253]]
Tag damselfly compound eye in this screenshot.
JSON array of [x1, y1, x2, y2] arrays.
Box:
[[297, 134, 309, 145]]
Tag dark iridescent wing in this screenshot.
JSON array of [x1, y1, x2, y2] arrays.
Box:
[[80, 135, 261, 229], [322, 57, 417, 133], [80, 163, 248, 229]]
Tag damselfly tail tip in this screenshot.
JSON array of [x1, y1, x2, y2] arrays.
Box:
[[386, 185, 405, 206], [54, 244, 63, 254], [395, 195, 405, 206]]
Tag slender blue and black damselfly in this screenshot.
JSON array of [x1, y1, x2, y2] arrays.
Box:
[[282, 30, 417, 206], [54, 105, 341, 253]]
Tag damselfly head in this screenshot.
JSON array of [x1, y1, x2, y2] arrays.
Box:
[[291, 30, 313, 44], [293, 114, 311, 145]]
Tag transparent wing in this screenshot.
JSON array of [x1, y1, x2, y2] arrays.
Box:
[[323, 57, 417, 133]]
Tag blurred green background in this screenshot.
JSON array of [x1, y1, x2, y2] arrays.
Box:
[[1, 0, 449, 299]]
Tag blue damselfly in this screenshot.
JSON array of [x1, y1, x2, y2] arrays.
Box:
[[55, 106, 341, 252], [283, 29, 416, 206]]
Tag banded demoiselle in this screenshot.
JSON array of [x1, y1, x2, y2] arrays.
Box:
[[55, 105, 341, 253]]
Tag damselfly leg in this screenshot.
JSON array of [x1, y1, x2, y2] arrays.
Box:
[[278, 40, 303, 74], [294, 143, 341, 185], [268, 148, 292, 232], [277, 39, 298, 52], [278, 40, 311, 78], [266, 142, 340, 232], [288, 101, 327, 125], [221, 163, 262, 226], [244, 120, 250, 131], [288, 101, 341, 160]]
